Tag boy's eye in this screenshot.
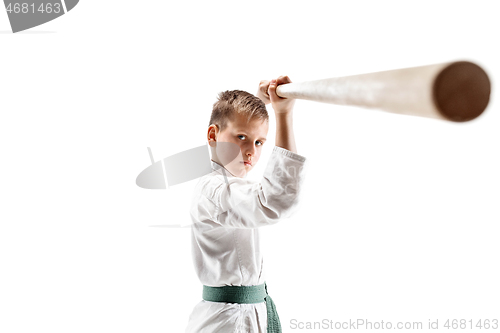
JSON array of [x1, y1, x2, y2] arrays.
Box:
[[238, 135, 263, 146]]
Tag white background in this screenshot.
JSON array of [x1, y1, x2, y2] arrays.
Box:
[[1, 1, 499, 332]]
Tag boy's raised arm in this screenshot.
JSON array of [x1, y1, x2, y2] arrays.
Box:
[[267, 76, 297, 154], [206, 145, 306, 229]]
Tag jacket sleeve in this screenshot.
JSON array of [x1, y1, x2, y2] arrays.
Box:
[[211, 146, 307, 228]]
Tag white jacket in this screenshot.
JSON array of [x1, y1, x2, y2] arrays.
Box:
[[186, 146, 308, 333]]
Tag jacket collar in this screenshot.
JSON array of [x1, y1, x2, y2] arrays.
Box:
[[211, 159, 234, 177]]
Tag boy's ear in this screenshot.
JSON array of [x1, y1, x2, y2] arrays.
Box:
[[207, 124, 218, 145]]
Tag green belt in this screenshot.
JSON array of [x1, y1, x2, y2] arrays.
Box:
[[202, 282, 281, 333]]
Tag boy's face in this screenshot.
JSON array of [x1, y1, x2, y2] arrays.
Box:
[[208, 113, 269, 178]]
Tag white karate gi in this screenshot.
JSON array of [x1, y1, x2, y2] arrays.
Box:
[[185, 146, 308, 333]]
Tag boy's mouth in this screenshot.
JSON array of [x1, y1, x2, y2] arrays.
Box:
[[242, 161, 252, 166]]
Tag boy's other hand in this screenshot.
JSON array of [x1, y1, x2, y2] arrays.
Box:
[[256, 80, 272, 105], [268, 75, 295, 114]]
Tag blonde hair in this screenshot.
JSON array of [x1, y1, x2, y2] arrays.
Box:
[[209, 90, 268, 132]]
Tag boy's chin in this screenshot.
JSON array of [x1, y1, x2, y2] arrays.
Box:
[[227, 164, 250, 178]]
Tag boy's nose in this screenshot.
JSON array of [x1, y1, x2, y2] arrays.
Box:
[[244, 146, 256, 156]]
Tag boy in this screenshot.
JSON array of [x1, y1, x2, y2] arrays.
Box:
[[185, 76, 308, 333]]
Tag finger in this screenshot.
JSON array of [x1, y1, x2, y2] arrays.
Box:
[[276, 75, 292, 84], [260, 80, 270, 90], [268, 79, 283, 102], [266, 79, 274, 94], [260, 81, 270, 95]]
